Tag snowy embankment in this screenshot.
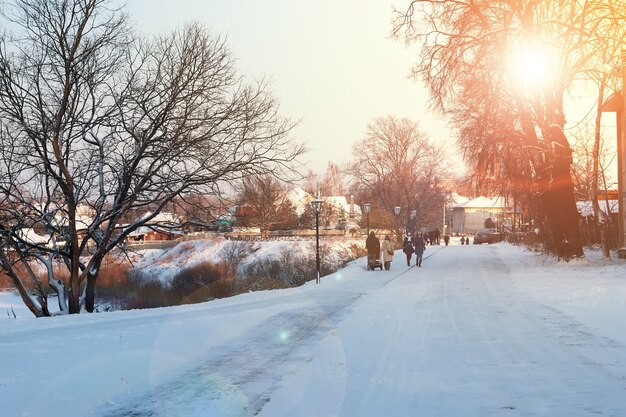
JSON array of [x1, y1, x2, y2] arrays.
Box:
[[1, 243, 625, 417], [129, 236, 364, 285]]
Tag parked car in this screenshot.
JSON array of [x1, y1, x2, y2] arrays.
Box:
[[473, 228, 502, 244]]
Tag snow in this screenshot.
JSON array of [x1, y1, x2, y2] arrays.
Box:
[[1, 243, 626, 416], [18, 228, 48, 244], [130, 237, 363, 286], [137, 211, 181, 224]]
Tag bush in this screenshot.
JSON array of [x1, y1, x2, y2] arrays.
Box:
[[5, 239, 368, 312], [242, 247, 314, 287], [237, 241, 366, 290], [505, 231, 542, 251], [124, 280, 175, 310], [219, 241, 258, 275], [169, 261, 236, 304], [94, 262, 133, 303], [237, 275, 290, 293]]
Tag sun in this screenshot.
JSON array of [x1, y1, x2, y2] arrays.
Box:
[[507, 41, 556, 89]]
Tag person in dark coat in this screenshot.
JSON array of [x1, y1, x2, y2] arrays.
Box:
[[413, 232, 426, 267], [443, 234, 450, 246], [365, 231, 380, 268], [433, 228, 441, 245], [402, 233, 414, 266]]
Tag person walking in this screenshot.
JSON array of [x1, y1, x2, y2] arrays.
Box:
[[365, 231, 381, 270], [413, 232, 426, 267], [402, 233, 414, 266], [381, 234, 395, 270]]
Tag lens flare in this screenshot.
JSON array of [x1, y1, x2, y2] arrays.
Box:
[[279, 330, 290, 342], [508, 41, 555, 89]]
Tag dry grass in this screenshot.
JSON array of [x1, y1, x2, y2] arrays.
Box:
[[3, 241, 366, 311], [0, 272, 12, 290]]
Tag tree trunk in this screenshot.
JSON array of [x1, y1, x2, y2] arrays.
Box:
[[85, 273, 97, 313], [10, 274, 44, 317], [85, 258, 103, 313], [542, 125, 584, 259]]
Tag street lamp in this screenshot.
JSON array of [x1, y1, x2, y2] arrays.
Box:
[[621, 48, 626, 257], [410, 209, 416, 234], [364, 203, 371, 236], [394, 206, 401, 247], [443, 193, 449, 237], [311, 198, 323, 284]]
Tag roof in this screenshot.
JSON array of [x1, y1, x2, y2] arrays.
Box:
[[322, 196, 363, 216], [452, 196, 507, 209], [286, 187, 314, 215], [286, 187, 312, 205], [448, 192, 470, 206], [128, 226, 185, 237], [601, 90, 623, 113], [55, 214, 93, 231], [576, 200, 618, 218], [18, 228, 48, 244], [137, 211, 180, 225]]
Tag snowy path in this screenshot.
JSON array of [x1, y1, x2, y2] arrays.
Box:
[[256, 245, 626, 417], [2, 243, 626, 417], [99, 245, 626, 417]]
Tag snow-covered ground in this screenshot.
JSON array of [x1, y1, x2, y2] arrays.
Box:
[[1, 243, 625, 416], [127, 237, 364, 285]]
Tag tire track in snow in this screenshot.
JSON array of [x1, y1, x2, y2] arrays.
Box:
[[95, 292, 363, 417]]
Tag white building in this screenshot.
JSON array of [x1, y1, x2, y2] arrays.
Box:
[[450, 196, 509, 235]]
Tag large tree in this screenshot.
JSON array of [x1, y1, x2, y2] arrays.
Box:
[[394, 0, 626, 259], [0, 0, 303, 316], [235, 175, 298, 233], [346, 116, 447, 231]]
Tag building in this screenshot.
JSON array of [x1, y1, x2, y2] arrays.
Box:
[[127, 212, 184, 242], [450, 196, 509, 235], [600, 50, 625, 257]]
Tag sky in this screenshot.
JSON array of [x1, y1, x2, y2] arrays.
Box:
[[124, 0, 458, 175], [1, 241, 626, 416]]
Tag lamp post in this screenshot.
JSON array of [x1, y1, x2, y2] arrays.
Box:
[[621, 48, 626, 256], [394, 206, 401, 248], [443, 193, 448, 237], [364, 203, 371, 236], [311, 198, 323, 284], [410, 209, 416, 234]]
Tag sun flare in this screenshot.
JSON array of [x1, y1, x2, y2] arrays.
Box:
[[508, 42, 555, 88]]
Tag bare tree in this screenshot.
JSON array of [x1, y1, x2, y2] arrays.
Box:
[[302, 162, 346, 197], [582, 8, 624, 258], [235, 175, 298, 234], [0, 0, 304, 316], [571, 122, 618, 252], [394, 0, 626, 259], [346, 116, 447, 231]]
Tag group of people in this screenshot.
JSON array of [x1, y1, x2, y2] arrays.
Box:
[[402, 232, 426, 267], [365, 232, 395, 270], [365, 230, 428, 271]]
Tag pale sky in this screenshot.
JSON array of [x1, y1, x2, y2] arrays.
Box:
[[125, 0, 460, 175]]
